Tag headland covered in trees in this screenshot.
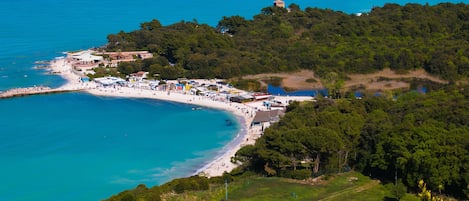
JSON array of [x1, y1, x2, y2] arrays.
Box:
[[103, 2, 468, 82], [98, 2, 469, 201]]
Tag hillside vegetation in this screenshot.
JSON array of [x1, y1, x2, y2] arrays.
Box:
[[105, 3, 469, 82], [106, 171, 420, 201], [160, 171, 420, 201], [102, 3, 469, 201], [104, 85, 469, 201], [234, 86, 469, 199]]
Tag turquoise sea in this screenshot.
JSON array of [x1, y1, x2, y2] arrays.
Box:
[[0, 0, 467, 200]]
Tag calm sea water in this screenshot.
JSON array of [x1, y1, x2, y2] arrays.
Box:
[[0, 93, 240, 200], [0, 0, 467, 200]]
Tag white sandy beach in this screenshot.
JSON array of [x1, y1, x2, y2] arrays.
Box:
[[49, 58, 82, 88], [87, 86, 259, 177], [50, 56, 314, 178]]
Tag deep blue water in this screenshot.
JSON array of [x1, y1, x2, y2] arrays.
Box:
[[1, 0, 468, 200]]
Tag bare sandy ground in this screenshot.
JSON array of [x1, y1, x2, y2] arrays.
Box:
[[243, 68, 446, 91], [345, 68, 447, 90], [243, 70, 324, 90]]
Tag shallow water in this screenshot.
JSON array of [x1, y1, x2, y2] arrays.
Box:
[[0, 93, 239, 200]]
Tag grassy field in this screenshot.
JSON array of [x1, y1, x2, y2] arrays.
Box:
[[163, 171, 420, 201]]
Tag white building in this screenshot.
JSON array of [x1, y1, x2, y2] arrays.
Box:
[[68, 50, 104, 70]]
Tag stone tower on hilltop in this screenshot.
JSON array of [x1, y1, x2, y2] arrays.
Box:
[[273, 0, 285, 8]]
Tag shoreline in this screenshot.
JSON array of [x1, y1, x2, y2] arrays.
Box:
[[193, 111, 249, 176], [85, 86, 258, 177], [49, 56, 313, 178]]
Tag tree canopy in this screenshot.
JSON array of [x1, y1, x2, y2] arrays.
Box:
[[236, 87, 469, 199], [105, 3, 469, 81]]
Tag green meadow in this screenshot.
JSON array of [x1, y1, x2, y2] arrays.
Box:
[[164, 172, 420, 201]]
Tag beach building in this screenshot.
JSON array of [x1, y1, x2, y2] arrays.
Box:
[[103, 51, 153, 60], [98, 51, 153, 67], [252, 93, 272, 101], [149, 81, 160, 90], [129, 71, 148, 82], [229, 94, 254, 103], [251, 109, 285, 128], [80, 76, 90, 82], [67, 50, 104, 70], [94, 77, 126, 87], [175, 83, 185, 91]]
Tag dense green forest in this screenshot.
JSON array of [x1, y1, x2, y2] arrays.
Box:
[[105, 3, 469, 81], [104, 86, 469, 201], [235, 86, 469, 199]]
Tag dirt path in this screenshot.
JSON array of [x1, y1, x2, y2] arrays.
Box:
[[317, 180, 381, 201]]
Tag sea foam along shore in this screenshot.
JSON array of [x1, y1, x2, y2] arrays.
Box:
[[49, 55, 313, 178]]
